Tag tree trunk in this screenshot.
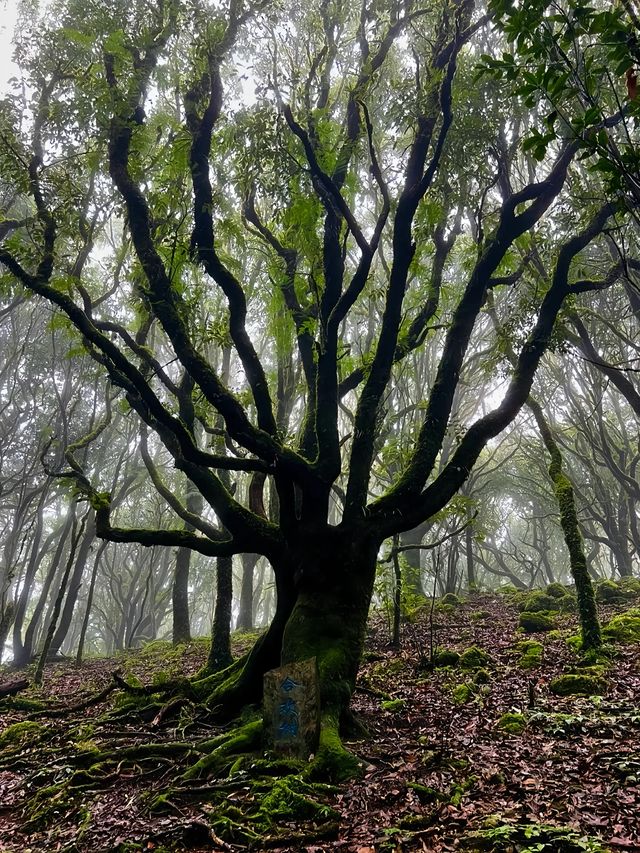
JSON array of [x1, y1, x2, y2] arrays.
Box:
[[18, 503, 76, 667], [49, 511, 96, 656], [280, 532, 378, 722], [207, 554, 233, 672], [399, 524, 427, 598], [465, 521, 476, 590], [0, 600, 15, 665], [236, 552, 259, 631], [527, 398, 601, 650], [172, 545, 193, 644]]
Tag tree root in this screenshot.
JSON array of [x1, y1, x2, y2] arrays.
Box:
[[182, 719, 263, 780], [305, 713, 366, 782], [0, 678, 29, 698]]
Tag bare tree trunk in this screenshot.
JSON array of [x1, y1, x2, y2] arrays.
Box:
[[236, 552, 258, 631]]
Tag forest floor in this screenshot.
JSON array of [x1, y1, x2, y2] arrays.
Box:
[[1, 590, 640, 853]]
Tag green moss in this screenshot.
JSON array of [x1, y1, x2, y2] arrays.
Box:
[[370, 657, 405, 681], [558, 593, 577, 612], [618, 577, 640, 595], [521, 591, 561, 612], [565, 633, 582, 653], [433, 648, 460, 667], [549, 672, 606, 696], [473, 668, 491, 684], [463, 822, 609, 851], [498, 585, 522, 596], [519, 611, 555, 633], [307, 714, 364, 783], [546, 582, 567, 598], [451, 683, 473, 705], [139, 639, 174, 657], [459, 645, 490, 668], [259, 777, 339, 824], [515, 639, 543, 669], [440, 592, 461, 606], [470, 609, 491, 621], [0, 720, 45, 748], [182, 720, 262, 780], [497, 712, 526, 734], [595, 579, 626, 603], [603, 608, 640, 643], [381, 698, 406, 712], [407, 782, 442, 803]]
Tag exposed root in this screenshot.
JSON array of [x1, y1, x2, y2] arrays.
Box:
[[0, 678, 29, 699], [182, 719, 263, 780], [306, 713, 366, 783]]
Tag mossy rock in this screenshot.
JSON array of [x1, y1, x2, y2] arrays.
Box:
[[521, 592, 561, 613], [565, 633, 582, 653], [259, 777, 339, 824], [381, 698, 406, 712], [497, 712, 526, 735], [371, 657, 405, 679], [549, 672, 606, 697], [0, 720, 45, 749], [602, 608, 640, 643], [433, 648, 460, 668], [498, 585, 522, 596], [618, 577, 640, 596], [407, 782, 443, 804], [470, 609, 491, 621], [595, 580, 627, 603], [473, 668, 491, 684], [515, 640, 543, 669], [519, 611, 555, 633], [451, 683, 473, 705], [557, 593, 577, 612], [459, 645, 490, 668], [546, 582, 567, 599], [440, 592, 461, 606]]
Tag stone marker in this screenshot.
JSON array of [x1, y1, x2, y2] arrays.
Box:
[[263, 657, 320, 758]]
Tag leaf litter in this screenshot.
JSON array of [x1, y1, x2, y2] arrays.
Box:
[[0, 594, 639, 852]]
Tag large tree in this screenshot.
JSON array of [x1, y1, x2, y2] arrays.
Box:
[[0, 0, 636, 772]]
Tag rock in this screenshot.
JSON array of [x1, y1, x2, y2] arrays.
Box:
[[519, 611, 555, 633], [602, 608, 640, 642], [263, 658, 320, 759], [433, 648, 460, 667], [497, 712, 526, 734], [549, 672, 606, 696], [459, 645, 490, 668], [521, 591, 561, 612]]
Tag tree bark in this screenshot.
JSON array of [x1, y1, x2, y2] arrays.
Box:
[[236, 552, 258, 631], [207, 554, 233, 672]]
